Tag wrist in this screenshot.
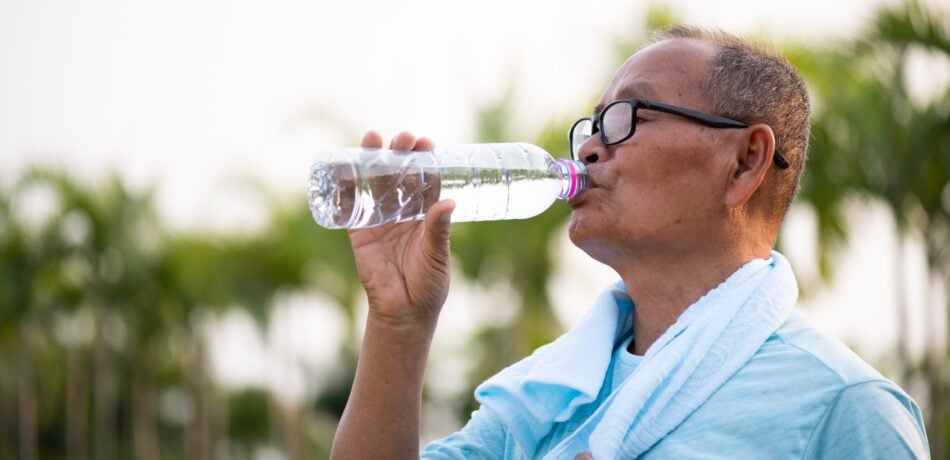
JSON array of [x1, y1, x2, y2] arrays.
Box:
[[365, 308, 439, 346]]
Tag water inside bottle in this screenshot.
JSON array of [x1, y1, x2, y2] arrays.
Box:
[[438, 166, 563, 221], [308, 144, 583, 229], [308, 156, 441, 228]]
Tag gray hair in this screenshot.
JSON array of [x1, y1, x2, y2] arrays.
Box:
[[652, 26, 811, 217]]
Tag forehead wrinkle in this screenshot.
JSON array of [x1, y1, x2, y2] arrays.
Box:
[[593, 81, 660, 115]]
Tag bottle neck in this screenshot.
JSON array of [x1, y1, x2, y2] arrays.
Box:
[[554, 159, 587, 200]]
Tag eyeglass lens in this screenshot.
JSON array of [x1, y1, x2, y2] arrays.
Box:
[[571, 119, 593, 159], [602, 102, 633, 144], [571, 101, 638, 159]]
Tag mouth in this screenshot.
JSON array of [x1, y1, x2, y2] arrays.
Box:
[[568, 180, 599, 208]]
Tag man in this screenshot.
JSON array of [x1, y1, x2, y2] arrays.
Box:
[[330, 26, 929, 459]]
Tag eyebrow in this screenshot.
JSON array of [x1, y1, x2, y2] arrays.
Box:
[[593, 82, 659, 115]]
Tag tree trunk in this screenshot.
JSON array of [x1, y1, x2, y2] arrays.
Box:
[[212, 388, 230, 460], [132, 365, 159, 460], [0, 374, 15, 460], [895, 237, 911, 383], [66, 348, 89, 460], [17, 343, 37, 460], [925, 268, 945, 460], [93, 329, 118, 460], [184, 344, 210, 460], [281, 406, 302, 460]]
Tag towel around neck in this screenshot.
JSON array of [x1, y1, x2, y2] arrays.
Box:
[[475, 251, 798, 458]]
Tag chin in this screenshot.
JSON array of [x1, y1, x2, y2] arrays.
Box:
[[568, 219, 605, 259], [567, 215, 590, 248]]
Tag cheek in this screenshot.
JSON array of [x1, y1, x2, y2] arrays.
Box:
[[625, 140, 719, 201], [613, 159, 711, 229], [613, 142, 675, 187], [613, 161, 674, 212]]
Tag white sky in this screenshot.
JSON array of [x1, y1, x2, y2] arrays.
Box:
[[0, 0, 912, 229], [2, 0, 945, 416]]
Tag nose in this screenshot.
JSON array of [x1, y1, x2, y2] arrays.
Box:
[[577, 136, 607, 165]]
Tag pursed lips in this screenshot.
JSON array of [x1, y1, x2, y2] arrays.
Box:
[[568, 174, 602, 207]]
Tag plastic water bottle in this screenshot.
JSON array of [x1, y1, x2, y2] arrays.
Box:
[[308, 143, 587, 229]]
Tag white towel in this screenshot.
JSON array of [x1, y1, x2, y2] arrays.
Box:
[[475, 251, 798, 458]]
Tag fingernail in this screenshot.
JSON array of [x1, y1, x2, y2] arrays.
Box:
[[440, 213, 452, 223]]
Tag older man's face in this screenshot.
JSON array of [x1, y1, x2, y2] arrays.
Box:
[[568, 38, 740, 265]]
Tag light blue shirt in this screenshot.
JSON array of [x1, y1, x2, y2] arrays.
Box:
[[422, 312, 929, 459]]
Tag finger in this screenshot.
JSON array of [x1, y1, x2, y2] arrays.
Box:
[[390, 131, 418, 152], [421, 199, 455, 261], [361, 130, 384, 149], [414, 136, 436, 152], [574, 453, 593, 460], [426, 199, 455, 226]]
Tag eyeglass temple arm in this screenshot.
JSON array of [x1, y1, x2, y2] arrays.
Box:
[[638, 100, 749, 128], [641, 101, 790, 168]]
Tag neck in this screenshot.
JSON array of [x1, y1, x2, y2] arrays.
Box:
[[616, 241, 770, 356]]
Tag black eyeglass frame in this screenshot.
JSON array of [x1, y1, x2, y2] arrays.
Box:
[[569, 98, 790, 169]]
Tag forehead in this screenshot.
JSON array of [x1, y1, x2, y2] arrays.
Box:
[[597, 38, 718, 112]]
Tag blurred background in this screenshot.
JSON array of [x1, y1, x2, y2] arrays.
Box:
[[1, 0, 947, 458]]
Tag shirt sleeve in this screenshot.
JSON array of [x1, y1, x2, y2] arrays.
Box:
[[421, 405, 510, 459], [803, 380, 930, 459]]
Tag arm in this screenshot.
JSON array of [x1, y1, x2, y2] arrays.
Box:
[[331, 131, 456, 459]]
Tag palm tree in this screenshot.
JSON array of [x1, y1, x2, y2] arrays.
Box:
[[788, 0, 949, 455], [15, 169, 172, 460]]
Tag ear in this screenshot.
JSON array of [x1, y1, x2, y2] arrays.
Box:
[[724, 124, 775, 208]]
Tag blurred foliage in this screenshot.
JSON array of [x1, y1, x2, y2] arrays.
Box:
[[0, 1, 947, 458], [789, 2, 950, 455]]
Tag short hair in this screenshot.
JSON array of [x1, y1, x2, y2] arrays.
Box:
[[651, 25, 811, 218]]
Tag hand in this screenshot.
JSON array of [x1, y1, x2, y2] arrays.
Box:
[[574, 453, 593, 460], [347, 130, 455, 330]]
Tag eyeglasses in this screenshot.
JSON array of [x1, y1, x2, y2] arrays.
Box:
[[568, 98, 790, 169]]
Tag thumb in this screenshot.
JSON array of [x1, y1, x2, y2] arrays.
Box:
[[422, 199, 455, 262], [574, 453, 593, 460]]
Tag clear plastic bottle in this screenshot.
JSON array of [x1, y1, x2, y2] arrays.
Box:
[[308, 143, 587, 229]]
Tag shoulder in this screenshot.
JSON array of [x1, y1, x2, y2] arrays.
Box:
[[753, 311, 925, 421], [766, 310, 883, 384], [803, 380, 930, 458], [646, 311, 929, 458], [766, 313, 929, 457], [716, 311, 893, 409], [422, 406, 521, 459]]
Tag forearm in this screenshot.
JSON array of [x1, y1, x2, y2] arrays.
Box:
[[331, 313, 438, 459]]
